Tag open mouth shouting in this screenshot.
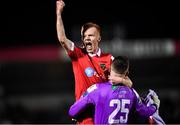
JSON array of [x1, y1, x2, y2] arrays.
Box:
[[85, 42, 92, 50]]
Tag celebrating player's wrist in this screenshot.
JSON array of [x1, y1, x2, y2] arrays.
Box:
[[122, 78, 133, 88]]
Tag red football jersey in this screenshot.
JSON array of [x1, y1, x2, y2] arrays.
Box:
[[68, 47, 112, 100]]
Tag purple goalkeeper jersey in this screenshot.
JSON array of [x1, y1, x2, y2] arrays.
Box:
[[69, 82, 156, 124]]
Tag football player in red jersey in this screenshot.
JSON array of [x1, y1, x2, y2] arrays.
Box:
[[56, 0, 132, 124]]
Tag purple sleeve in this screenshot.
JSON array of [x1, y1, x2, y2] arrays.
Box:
[[69, 84, 98, 117], [133, 89, 157, 117]]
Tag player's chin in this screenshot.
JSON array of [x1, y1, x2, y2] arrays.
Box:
[[86, 49, 93, 54]]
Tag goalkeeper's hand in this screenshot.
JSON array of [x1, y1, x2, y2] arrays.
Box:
[[144, 89, 160, 109], [152, 94, 160, 109]]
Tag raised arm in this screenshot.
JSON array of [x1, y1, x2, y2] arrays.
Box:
[[56, 0, 74, 52]]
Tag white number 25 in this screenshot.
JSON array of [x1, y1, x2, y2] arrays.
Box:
[[108, 99, 130, 124]]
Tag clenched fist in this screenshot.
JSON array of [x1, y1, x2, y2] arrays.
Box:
[[56, 0, 65, 15]]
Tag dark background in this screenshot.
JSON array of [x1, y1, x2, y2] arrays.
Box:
[[0, 0, 180, 124], [1, 0, 180, 46]]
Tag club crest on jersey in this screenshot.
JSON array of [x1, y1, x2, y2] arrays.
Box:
[[85, 67, 95, 77], [100, 63, 106, 70]]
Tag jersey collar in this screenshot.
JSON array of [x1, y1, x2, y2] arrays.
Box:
[[88, 48, 101, 57]]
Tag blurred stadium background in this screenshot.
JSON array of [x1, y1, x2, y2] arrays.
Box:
[[0, 0, 180, 124]]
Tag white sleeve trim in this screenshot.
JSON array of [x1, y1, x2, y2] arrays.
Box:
[[132, 88, 140, 98], [70, 42, 75, 51], [132, 88, 142, 103], [87, 84, 97, 93], [111, 55, 114, 60]]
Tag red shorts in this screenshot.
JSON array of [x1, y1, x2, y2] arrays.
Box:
[[78, 117, 94, 125]]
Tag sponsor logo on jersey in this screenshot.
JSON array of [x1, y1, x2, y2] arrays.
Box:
[[119, 90, 126, 98], [85, 67, 95, 77]]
